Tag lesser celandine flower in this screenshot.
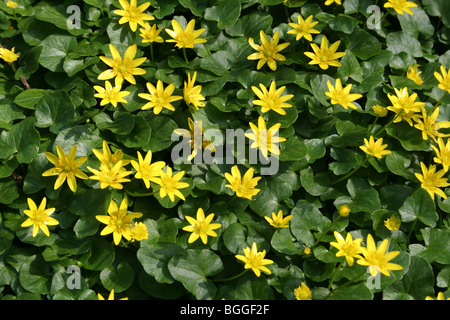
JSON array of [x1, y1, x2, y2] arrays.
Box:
[[184, 71, 205, 110], [324, 0, 341, 5], [415, 162, 450, 200], [130, 150, 165, 188], [384, 214, 401, 231], [96, 198, 143, 245], [251, 81, 294, 115], [384, 0, 418, 15], [247, 30, 290, 71], [21, 198, 58, 237], [113, 0, 154, 32], [406, 64, 423, 85], [264, 210, 292, 228], [357, 234, 403, 277], [139, 23, 164, 43], [173, 118, 215, 161], [165, 19, 207, 49], [98, 289, 128, 300], [426, 292, 450, 300], [359, 136, 392, 159], [0, 46, 19, 63], [326, 78, 362, 110], [224, 165, 261, 200], [98, 44, 147, 86], [139, 80, 183, 114], [414, 107, 450, 142], [92, 140, 131, 170], [372, 105, 388, 117], [153, 166, 190, 202], [235, 242, 274, 277], [304, 36, 345, 70], [338, 204, 350, 217], [386, 87, 425, 126], [245, 116, 286, 158], [182, 208, 221, 244], [434, 65, 450, 94], [6, 1, 18, 9], [432, 137, 450, 172], [130, 222, 149, 241], [294, 282, 312, 300], [87, 161, 133, 190], [42, 145, 88, 193], [330, 231, 363, 266], [287, 15, 320, 41], [93, 80, 130, 108]]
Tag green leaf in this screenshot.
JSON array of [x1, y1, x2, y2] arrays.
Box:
[[271, 228, 301, 255], [290, 202, 330, 247], [398, 6, 434, 38], [386, 31, 423, 58], [225, 11, 272, 38], [222, 223, 248, 254], [300, 166, 330, 197], [419, 228, 450, 264], [331, 284, 373, 300], [205, 0, 241, 29], [79, 238, 115, 271], [116, 114, 152, 148], [399, 188, 437, 227], [35, 90, 76, 134], [100, 262, 134, 293], [143, 113, 178, 152], [0, 101, 25, 130], [348, 30, 381, 60], [168, 249, 223, 299], [336, 50, 363, 83], [234, 275, 274, 299], [13, 89, 46, 110], [39, 34, 78, 72], [18, 254, 50, 294], [54, 125, 103, 157], [93, 111, 135, 136], [137, 243, 182, 284]]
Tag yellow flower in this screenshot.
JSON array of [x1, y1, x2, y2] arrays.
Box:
[[92, 140, 131, 170], [98, 44, 147, 86], [152, 166, 190, 202], [303, 247, 311, 255], [304, 36, 345, 70], [426, 292, 450, 300], [42, 145, 88, 193], [326, 78, 362, 110], [96, 198, 143, 245], [264, 210, 292, 228], [87, 160, 133, 190], [384, 0, 418, 15], [138, 80, 183, 114], [6, 1, 18, 9], [294, 282, 312, 300], [415, 162, 450, 200], [325, 0, 342, 5], [165, 19, 207, 49], [130, 150, 165, 188], [406, 64, 423, 85], [113, 0, 154, 32], [338, 204, 350, 217], [245, 116, 286, 158], [372, 105, 388, 117], [251, 81, 294, 115], [434, 65, 450, 94], [247, 30, 290, 71], [0, 46, 20, 63], [173, 118, 215, 161], [224, 165, 261, 200], [432, 137, 450, 172], [21, 198, 58, 237], [357, 234, 403, 277], [139, 22, 164, 43], [384, 214, 401, 231], [98, 289, 128, 300], [130, 222, 149, 241], [330, 231, 363, 266], [359, 136, 392, 159], [287, 15, 320, 41], [414, 107, 450, 142], [386, 87, 425, 126], [93, 81, 130, 108], [183, 71, 205, 110], [182, 208, 222, 244], [235, 242, 274, 277]]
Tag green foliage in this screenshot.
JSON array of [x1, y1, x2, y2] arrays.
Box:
[[0, 0, 449, 302]]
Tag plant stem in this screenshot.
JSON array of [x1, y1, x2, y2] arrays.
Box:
[[183, 47, 189, 64], [211, 269, 248, 282], [406, 218, 418, 246], [328, 260, 345, 291], [331, 157, 368, 186], [373, 112, 400, 138], [333, 270, 367, 292], [428, 92, 447, 115], [125, 190, 157, 198]]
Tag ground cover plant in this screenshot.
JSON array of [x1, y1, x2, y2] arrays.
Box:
[[0, 0, 449, 301]]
